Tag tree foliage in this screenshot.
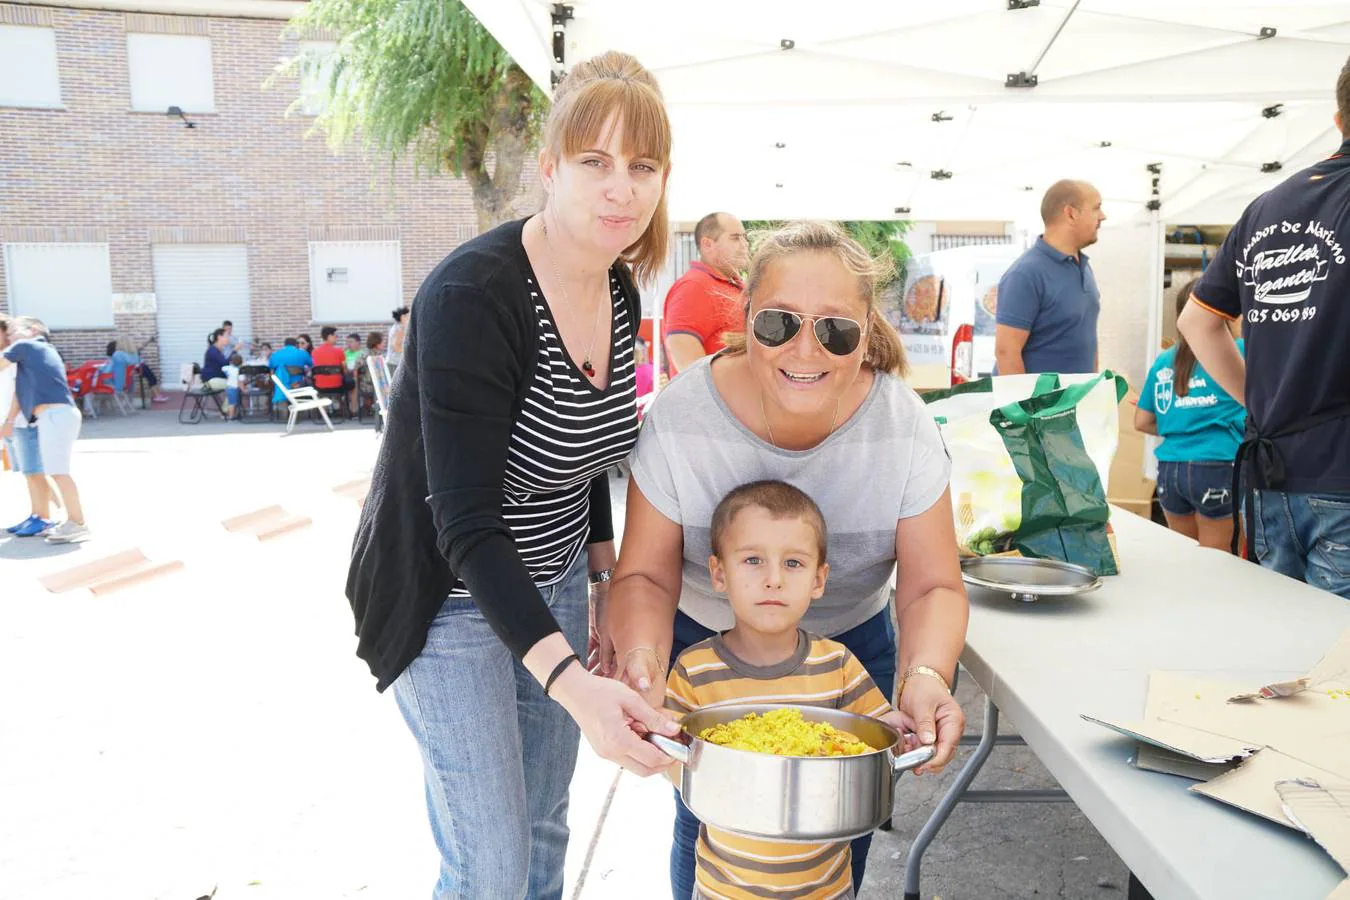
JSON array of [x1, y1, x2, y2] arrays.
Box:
[[742, 220, 914, 287], [275, 0, 548, 230]]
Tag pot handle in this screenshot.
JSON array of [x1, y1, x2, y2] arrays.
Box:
[[891, 745, 936, 777], [645, 731, 691, 765]]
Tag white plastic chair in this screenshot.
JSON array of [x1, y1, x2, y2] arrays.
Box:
[[270, 373, 334, 434], [365, 354, 392, 437]]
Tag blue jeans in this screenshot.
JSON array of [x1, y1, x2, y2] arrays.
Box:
[[668, 608, 897, 900], [393, 553, 589, 900], [1251, 491, 1350, 598]]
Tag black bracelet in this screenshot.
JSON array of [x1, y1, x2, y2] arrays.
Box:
[[543, 653, 580, 697]]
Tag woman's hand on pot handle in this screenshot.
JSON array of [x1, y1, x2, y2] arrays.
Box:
[[895, 676, 964, 775], [551, 662, 680, 777]]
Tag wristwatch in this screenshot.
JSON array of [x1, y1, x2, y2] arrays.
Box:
[[588, 568, 614, 585]]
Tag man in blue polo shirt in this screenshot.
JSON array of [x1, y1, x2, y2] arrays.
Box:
[[1179, 56, 1350, 597], [995, 180, 1106, 374]]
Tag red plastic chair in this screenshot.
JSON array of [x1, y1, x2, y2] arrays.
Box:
[[89, 368, 132, 416], [66, 360, 103, 407]]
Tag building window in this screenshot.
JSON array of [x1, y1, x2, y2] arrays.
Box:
[[308, 241, 402, 322], [298, 40, 337, 117], [3, 243, 114, 329], [0, 25, 62, 109], [126, 33, 214, 113]]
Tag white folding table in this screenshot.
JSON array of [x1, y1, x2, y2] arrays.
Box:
[[905, 510, 1350, 900]]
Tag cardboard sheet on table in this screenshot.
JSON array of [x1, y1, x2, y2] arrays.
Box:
[[1192, 748, 1346, 829], [1157, 695, 1350, 769], [1276, 777, 1350, 871], [1151, 639, 1350, 773], [1081, 713, 1256, 763], [1084, 632, 1350, 888], [1134, 742, 1237, 781]]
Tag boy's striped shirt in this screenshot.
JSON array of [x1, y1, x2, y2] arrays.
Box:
[[666, 631, 894, 900]]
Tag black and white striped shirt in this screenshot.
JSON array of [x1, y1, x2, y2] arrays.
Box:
[[450, 272, 638, 594]]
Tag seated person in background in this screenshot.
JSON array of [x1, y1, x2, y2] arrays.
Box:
[[267, 336, 312, 404], [343, 332, 367, 372], [343, 332, 368, 413], [663, 480, 916, 900], [244, 342, 273, 367], [311, 327, 347, 388], [311, 326, 352, 413], [201, 329, 234, 417], [223, 353, 243, 415], [358, 332, 387, 417], [366, 331, 386, 360], [220, 320, 250, 361], [100, 338, 167, 403]]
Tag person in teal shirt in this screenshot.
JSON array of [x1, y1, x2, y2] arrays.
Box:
[[1136, 280, 1246, 551], [268, 337, 313, 403]]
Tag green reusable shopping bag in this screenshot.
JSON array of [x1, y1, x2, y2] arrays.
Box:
[[921, 372, 1128, 576], [989, 372, 1129, 575]]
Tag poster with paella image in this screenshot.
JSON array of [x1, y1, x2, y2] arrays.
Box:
[[897, 258, 950, 336], [973, 261, 1004, 337]]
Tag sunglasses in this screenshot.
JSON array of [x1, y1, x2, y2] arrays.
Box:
[[751, 308, 864, 357]]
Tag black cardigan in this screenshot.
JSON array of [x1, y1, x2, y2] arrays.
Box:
[[346, 219, 642, 691]]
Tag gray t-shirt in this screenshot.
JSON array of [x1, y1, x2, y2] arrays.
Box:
[[630, 357, 951, 636]]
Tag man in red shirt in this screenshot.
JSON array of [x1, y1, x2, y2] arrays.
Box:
[[663, 212, 749, 374], [311, 325, 347, 391]]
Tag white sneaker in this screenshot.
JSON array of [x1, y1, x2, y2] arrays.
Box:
[[44, 520, 91, 544]]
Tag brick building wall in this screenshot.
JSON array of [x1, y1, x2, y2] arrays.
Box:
[[0, 3, 538, 373]]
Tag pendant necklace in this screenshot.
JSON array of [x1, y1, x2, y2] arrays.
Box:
[[542, 219, 605, 377]]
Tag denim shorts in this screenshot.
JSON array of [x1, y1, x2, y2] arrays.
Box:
[[1156, 460, 1235, 519], [7, 425, 43, 475]]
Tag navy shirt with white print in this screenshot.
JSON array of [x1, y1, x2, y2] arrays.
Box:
[[1193, 137, 1350, 494]]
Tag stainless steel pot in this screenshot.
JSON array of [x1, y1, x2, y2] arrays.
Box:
[[646, 703, 934, 842]]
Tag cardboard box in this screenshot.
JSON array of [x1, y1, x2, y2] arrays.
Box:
[[1108, 391, 1156, 517]]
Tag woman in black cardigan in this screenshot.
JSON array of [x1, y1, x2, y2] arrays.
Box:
[[346, 52, 680, 898]]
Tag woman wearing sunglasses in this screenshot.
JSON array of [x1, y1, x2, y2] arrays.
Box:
[[604, 220, 969, 898]]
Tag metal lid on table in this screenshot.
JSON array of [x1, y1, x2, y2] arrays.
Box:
[[960, 556, 1102, 603]]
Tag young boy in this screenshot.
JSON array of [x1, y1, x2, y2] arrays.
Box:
[[663, 479, 910, 900], [223, 352, 243, 417]]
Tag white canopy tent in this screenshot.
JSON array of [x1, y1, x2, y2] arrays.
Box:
[[464, 0, 1349, 225], [464, 0, 1349, 400]]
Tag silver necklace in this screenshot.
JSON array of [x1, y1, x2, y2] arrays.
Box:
[[759, 391, 842, 449], [541, 218, 606, 378]]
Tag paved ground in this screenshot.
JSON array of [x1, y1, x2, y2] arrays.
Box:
[[0, 403, 1128, 899]]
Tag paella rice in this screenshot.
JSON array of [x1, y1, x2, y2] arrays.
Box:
[[697, 708, 874, 757]]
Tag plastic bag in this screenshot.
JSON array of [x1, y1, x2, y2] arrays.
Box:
[[922, 372, 1128, 574]]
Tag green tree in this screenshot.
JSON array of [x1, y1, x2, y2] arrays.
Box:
[[275, 0, 548, 232], [742, 220, 914, 286]]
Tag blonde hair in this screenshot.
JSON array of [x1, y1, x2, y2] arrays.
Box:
[[722, 221, 908, 377], [543, 51, 672, 286]]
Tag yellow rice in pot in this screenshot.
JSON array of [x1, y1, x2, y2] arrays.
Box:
[[697, 708, 874, 757]]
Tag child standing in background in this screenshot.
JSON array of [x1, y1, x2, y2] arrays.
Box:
[[223, 352, 243, 417]]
